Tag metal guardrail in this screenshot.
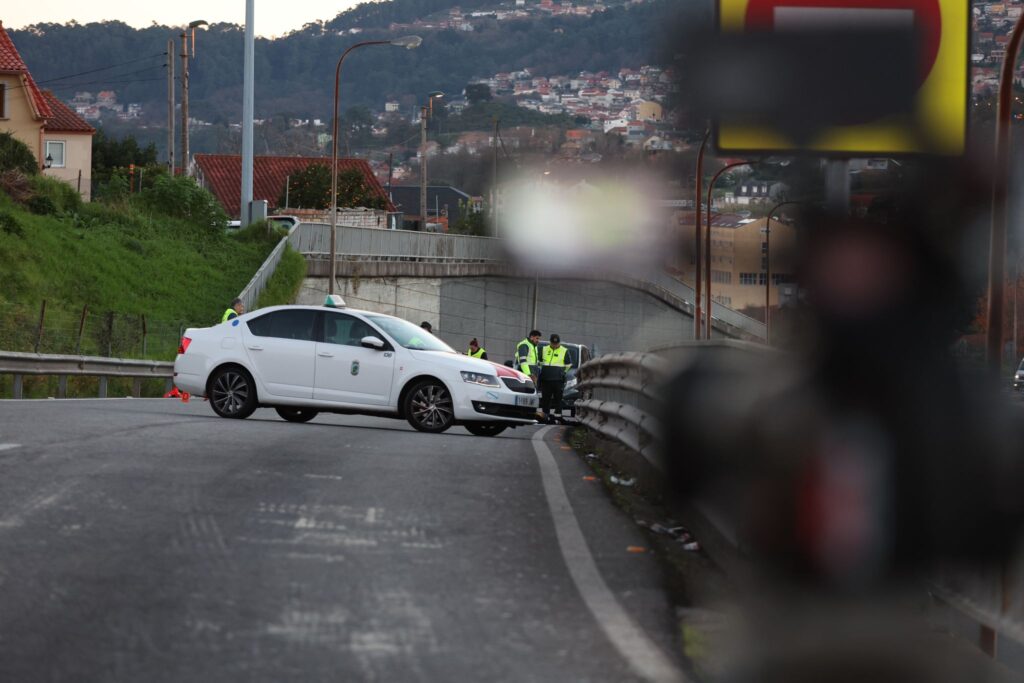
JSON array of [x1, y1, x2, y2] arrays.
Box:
[[290, 223, 504, 262], [574, 352, 668, 467], [237, 234, 291, 313], [0, 351, 173, 399]]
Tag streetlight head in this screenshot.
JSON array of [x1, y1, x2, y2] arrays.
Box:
[[429, 91, 445, 99], [390, 35, 423, 49], [188, 20, 209, 29]]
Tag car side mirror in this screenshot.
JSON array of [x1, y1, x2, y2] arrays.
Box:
[[361, 335, 386, 350]]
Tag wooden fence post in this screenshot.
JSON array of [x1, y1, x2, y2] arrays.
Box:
[[34, 300, 47, 353], [76, 305, 88, 355]]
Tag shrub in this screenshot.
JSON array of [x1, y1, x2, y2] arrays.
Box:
[[0, 133, 38, 176], [137, 175, 227, 231], [29, 175, 83, 214], [0, 170, 34, 204], [96, 171, 130, 204], [0, 212, 23, 237], [26, 194, 57, 216]]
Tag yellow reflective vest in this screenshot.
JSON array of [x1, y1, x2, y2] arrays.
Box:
[[222, 308, 238, 323], [516, 338, 538, 375], [467, 347, 487, 359], [540, 345, 571, 375]]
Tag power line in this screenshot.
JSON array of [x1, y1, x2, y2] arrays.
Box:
[[35, 52, 167, 85], [3, 65, 167, 95]]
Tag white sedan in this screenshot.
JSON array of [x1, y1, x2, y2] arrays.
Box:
[[173, 301, 539, 436]]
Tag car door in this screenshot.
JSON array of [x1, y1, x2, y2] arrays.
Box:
[[314, 311, 396, 406], [243, 309, 318, 398]]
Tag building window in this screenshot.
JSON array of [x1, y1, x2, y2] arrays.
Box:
[[45, 141, 66, 168], [0, 83, 6, 118], [712, 270, 731, 284], [740, 272, 758, 285]]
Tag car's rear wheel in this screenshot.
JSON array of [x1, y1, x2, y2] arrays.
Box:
[[209, 366, 257, 419], [404, 380, 455, 433], [275, 407, 319, 423], [464, 423, 507, 437]]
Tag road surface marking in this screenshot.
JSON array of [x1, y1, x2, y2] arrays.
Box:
[[0, 444, 21, 452], [531, 427, 686, 683]]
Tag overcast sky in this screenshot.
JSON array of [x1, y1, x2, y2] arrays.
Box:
[[2, 1, 358, 38]]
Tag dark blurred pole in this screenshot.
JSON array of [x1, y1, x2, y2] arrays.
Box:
[[825, 159, 850, 211], [694, 130, 710, 339], [765, 201, 803, 345], [706, 161, 752, 339], [988, 16, 1024, 376]]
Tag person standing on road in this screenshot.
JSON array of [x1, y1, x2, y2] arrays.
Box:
[[466, 338, 488, 360], [221, 298, 244, 323], [539, 334, 571, 423], [516, 329, 542, 383]]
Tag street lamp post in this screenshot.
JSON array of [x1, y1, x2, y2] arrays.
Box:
[[705, 161, 752, 340], [693, 129, 710, 339], [328, 36, 422, 295]]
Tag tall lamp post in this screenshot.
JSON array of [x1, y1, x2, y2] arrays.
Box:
[[180, 20, 208, 177], [420, 91, 444, 229], [705, 161, 752, 339], [328, 36, 422, 295], [693, 129, 710, 339]]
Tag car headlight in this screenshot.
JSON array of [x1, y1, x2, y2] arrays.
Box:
[[461, 371, 500, 387], [565, 377, 578, 391]]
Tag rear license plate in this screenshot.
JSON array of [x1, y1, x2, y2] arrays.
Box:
[[516, 395, 538, 408]]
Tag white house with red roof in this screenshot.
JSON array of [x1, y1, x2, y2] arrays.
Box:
[[0, 22, 94, 199]]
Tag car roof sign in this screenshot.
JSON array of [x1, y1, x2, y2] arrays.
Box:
[[324, 294, 347, 308]]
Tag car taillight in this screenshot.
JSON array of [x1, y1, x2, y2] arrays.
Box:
[[178, 336, 192, 355]]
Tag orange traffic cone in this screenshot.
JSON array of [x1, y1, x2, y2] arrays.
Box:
[[164, 387, 181, 398]]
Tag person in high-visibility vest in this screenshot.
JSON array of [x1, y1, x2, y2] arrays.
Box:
[[221, 298, 244, 323], [466, 338, 488, 360], [539, 334, 572, 423], [515, 329, 542, 382]]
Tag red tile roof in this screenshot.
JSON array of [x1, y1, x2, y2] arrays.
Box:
[[194, 154, 396, 218], [0, 22, 52, 119], [41, 91, 95, 134]]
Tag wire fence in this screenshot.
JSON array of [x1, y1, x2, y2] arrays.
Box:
[[0, 300, 199, 362]]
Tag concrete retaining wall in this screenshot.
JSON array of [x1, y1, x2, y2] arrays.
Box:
[[299, 275, 697, 361]]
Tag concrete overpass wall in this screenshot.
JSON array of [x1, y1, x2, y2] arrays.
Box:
[[298, 275, 696, 361]]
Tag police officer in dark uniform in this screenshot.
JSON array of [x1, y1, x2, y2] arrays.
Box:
[[539, 334, 571, 423]]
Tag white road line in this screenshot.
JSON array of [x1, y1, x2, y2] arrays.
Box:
[[0, 444, 21, 452], [531, 427, 686, 683]]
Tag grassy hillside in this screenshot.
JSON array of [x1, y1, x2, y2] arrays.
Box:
[[0, 177, 302, 358]]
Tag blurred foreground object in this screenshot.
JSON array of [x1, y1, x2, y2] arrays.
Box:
[[682, 0, 968, 155]]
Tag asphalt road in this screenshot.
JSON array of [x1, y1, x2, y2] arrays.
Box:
[[0, 399, 686, 683]]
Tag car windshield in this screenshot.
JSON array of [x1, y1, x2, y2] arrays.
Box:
[[365, 315, 454, 352]]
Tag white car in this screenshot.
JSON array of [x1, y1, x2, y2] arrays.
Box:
[[173, 301, 539, 436]]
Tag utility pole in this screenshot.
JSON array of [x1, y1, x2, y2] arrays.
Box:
[[167, 39, 175, 173], [492, 117, 499, 235], [180, 31, 189, 176], [240, 0, 255, 226], [420, 105, 428, 230]]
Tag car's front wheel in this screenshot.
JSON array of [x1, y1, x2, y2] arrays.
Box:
[[275, 407, 319, 423], [208, 366, 257, 419], [464, 423, 507, 437], [404, 380, 455, 433]]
